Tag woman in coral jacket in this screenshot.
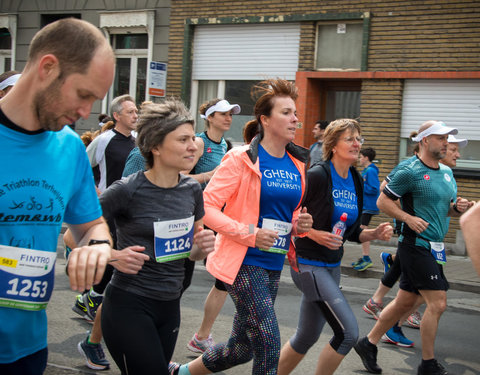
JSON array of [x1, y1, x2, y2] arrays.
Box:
[[171, 79, 313, 375]]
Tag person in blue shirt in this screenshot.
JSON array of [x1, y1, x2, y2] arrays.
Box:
[[278, 119, 392, 375], [0, 18, 114, 374], [352, 147, 380, 271]]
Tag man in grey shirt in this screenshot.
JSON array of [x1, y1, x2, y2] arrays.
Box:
[[309, 120, 328, 167]]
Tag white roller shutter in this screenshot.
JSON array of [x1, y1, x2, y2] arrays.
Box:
[[401, 80, 480, 140], [192, 23, 300, 80]]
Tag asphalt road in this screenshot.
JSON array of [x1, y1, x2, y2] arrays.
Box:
[[44, 251, 480, 375]]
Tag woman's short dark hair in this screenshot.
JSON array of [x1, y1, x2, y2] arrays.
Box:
[[136, 99, 194, 169]]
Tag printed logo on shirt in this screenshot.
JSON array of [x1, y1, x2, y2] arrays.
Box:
[[263, 169, 301, 190], [444, 173, 451, 182], [207, 147, 212, 153], [332, 189, 357, 210], [424, 174, 430, 180]]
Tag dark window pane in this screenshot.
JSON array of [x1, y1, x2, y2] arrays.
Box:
[[0, 28, 11, 49], [114, 58, 131, 98], [224, 80, 259, 143], [115, 34, 148, 49], [136, 58, 147, 103]]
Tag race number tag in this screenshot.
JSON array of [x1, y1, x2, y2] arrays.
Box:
[[154, 216, 195, 263], [0, 245, 56, 311], [430, 241, 447, 265], [260, 218, 292, 254]]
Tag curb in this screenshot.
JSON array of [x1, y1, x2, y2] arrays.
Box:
[[340, 265, 480, 294]]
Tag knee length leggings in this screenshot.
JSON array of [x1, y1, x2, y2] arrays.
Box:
[[101, 285, 180, 375], [289, 264, 359, 355], [202, 264, 281, 375]]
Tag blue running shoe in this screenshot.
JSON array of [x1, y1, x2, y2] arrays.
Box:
[[380, 252, 393, 274], [382, 325, 414, 348], [78, 336, 110, 370], [353, 257, 373, 271], [351, 257, 363, 267]]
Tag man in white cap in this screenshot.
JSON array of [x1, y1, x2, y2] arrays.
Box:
[[440, 134, 468, 168], [355, 120, 473, 375], [0, 70, 21, 98]]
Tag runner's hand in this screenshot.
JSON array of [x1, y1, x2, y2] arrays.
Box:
[[67, 243, 111, 291], [404, 215, 429, 234], [296, 207, 313, 234], [374, 222, 394, 241], [255, 228, 279, 250], [190, 227, 216, 260], [111, 246, 149, 274]]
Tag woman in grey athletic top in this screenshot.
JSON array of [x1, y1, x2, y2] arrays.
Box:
[[100, 99, 215, 375]]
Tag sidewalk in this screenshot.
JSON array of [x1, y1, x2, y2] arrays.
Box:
[[341, 240, 480, 294]]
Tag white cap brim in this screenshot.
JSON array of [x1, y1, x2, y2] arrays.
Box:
[[411, 121, 458, 142], [447, 134, 468, 148], [202, 100, 241, 119], [0, 73, 21, 90]]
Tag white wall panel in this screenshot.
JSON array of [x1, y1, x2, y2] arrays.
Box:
[[192, 23, 300, 80], [401, 80, 480, 140]]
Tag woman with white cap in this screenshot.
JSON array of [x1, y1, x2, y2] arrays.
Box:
[[189, 98, 240, 187], [186, 98, 241, 354]]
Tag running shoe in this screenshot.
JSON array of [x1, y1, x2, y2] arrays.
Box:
[[351, 257, 363, 267], [168, 362, 180, 375], [363, 298, 383, 320], [354, 337, 382, 374], [382, 325, 414, 348], [417, 359, 449, 375], [353, 257, 373, 271], [78, 337, 110, 370], [187, 333, 215, 354], [406, 310, 422, 329], [380, 252, 393, 274], [82, 290, 103, 321], [72, 294, 93, 323]]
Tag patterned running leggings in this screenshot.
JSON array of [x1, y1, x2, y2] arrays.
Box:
[[202, 264, 281, 375]]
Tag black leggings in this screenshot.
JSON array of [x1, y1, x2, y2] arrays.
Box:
[[381, 251, 401, 288], [101, 285, 180, 375]]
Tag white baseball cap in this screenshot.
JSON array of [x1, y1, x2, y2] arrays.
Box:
[[200, 99, 241, 119], [0, 73, 20, 90], [447, 134, 468, 148], [411, 121, 458, 142]]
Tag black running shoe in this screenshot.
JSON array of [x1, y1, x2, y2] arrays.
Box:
[[354, 337, 382, 374], [417, 359, 449, 375]]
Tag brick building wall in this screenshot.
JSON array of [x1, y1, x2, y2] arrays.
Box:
[[168, 1, 480, 250]]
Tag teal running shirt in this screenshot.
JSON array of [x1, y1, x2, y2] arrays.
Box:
[[384, 158, 456, 248]]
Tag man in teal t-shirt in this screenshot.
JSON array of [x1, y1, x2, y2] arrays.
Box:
[[354, 120, 473, 375]]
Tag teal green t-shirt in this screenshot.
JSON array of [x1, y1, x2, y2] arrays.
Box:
[[384, 158, 456, 248]]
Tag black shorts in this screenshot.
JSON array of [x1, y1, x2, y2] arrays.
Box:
[[203, 257, 227, 291], [361, 213, 375, 226], [397, 240, 449, 293]]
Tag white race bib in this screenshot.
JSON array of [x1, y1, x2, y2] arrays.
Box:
[[154, 216, 195, 262], [430, 241, 447, 265], [260, 218, 292, 254], [0, 245, 56, 311]]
